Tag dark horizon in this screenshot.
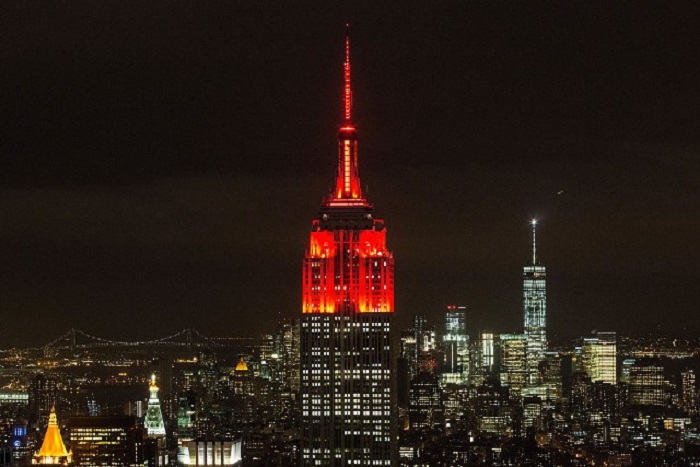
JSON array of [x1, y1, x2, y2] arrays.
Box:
[[1, 2, 699, 348]]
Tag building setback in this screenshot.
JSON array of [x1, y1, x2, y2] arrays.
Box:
[[300, 28, 396, 466]]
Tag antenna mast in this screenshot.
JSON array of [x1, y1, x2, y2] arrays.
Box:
[[531, 218, 538, 265], [344, 24, 352, 123]]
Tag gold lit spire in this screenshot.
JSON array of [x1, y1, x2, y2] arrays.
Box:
[[235, 357, 248, 372], [34, 407, 71, 465]]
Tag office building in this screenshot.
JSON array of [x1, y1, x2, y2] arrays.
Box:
[[300, 29, 395, 465], [582, 331, 617, 385], [629, 359, 665, 407], [499, 334, 527, 400], [29, 374, 57, 426], [441, 305, 469, 384], [480, 333, 495, 373], [523, 219, 547, 385], [408, 371, 443, 432], [681, 370, 697, 414], [69, 416, 144, 467]]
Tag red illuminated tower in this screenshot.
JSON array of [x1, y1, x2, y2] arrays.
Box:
[[301, 32, 394, 315], [300, 27, 396, 466]]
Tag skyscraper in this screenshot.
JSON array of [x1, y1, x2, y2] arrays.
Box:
[[681, 370, 697, 415], [143, 376, 168, 467], [33, 407, 71, 465], [582, 331, 617, 385], [144, 374, 166, 438], [441, 305, 469, 385], [629, 359, 665, 407], [408, 371, 443, 432], [499, 334, 527, 400], [300, 29, 395, 466], [480, 333, 495, 372], [523, 219, 547, 385]]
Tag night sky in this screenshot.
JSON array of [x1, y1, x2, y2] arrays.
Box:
[[1, 2, 699, 347]]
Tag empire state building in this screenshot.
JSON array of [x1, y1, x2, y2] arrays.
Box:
[[300, 29, 396, 466]]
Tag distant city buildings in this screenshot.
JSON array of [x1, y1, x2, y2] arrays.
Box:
[[0, 26, 698, 467], [0, 313, 699, 467]]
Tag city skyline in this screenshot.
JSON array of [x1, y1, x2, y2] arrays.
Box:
[[2, 2, 700, 347]]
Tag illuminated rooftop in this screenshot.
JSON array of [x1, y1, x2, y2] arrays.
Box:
[[235, 357, 248, 372], [34, 407, 71, 465]]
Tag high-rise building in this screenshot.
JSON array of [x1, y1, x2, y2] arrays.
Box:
[[499, 334, 527, 400], [231, 358, 255, 426], [590, 381, 620, 421], [523, 219, 547, 385], [142, 375, 168, 467], [480, 333, 495, 372], [471, 332, 495, 387], [681, 370, 697, 415], [300, 29, 395, 466], [521, 350, 562, 410], [629, 359, 665, 407], [29, 374, 57, 426], [570, 371, 592, 421], [69, 416, 144, 467], [582, 331, 617, 385], [441, 305, 469, 385], [144, 374, 166, 438], [278, 319, 300, 393], [32, 407, 71, 465], [408, 371, 443, 432], [400, 315, 437, 380]]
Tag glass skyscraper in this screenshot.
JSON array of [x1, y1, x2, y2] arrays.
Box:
[[523, 219, 547, 385], [582, 331, 617, 385], [442, 305, 469, 384]]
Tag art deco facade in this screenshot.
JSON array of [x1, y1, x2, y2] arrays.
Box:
[[300, 30, 395, 466]]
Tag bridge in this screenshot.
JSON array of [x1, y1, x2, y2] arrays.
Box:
[[38, 328, 258, 358]]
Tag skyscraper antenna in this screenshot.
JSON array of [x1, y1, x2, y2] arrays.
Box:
[[344, 23, 352, 123], [531, 218, 538, 265]]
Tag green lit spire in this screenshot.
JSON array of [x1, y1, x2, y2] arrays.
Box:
[[144, 374, 166, 438]]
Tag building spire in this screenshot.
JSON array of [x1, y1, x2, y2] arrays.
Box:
[[531, 218, 538, 265], [35, 405, 71, 464], [145, 373, 166, 438], [343, 23, 352, 124], [331, 24, 363, 201]]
